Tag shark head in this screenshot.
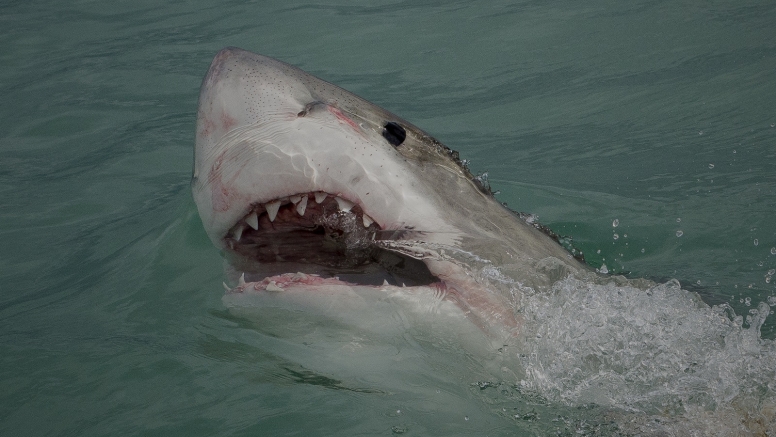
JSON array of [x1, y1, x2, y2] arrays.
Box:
[[193, 47, 484, 249], [192, 47, 584, 338]]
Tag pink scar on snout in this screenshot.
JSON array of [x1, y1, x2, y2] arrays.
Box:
[[327, 106, 362, 133], [220, 111, 238, 131]]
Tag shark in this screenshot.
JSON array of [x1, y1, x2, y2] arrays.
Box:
[[191, 48, 776, 435], [191, 47, 587, 340]]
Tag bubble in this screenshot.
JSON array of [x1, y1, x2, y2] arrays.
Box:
[[768, 296, 776, 305], [612, 219, 619, 228], [771, 247, 776, 255], [696, 280, 701, 285], [598, 264, 609, 274], [698, 131, 703, 135], [613, 233, 619, 240], [596, 249, 601, 254], [464, 416, 469, 421], [676, 218, 681, 223], [754, 239, 759, 246], [641, 248, 645, 253], [769, 269, 775, 275], [708, 163, 714, 169], [676, 230, 684, 237], [767, 277, 771, 284], [745, 297, 751, 307]]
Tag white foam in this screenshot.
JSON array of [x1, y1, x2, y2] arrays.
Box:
[[511, 275, 776, 433]]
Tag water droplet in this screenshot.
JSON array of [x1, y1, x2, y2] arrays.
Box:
[[641, 248, 645, 253], [676, 230, 684, 237], [754, 239, 759, 246], [597, 249, 601, 254], [708, 163, 714, 169], [598, 264, 609, 274], [464, 416, 469, 421], [612, 219, 619, 228], [613, 233, 619, 240]]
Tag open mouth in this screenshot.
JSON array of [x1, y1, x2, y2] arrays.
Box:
[[224, 191, 438, 287]]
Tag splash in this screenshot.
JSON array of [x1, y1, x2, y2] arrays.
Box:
[[510, 274, 776, 435]]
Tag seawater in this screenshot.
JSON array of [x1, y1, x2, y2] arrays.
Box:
[[2, 0, 775, 435]]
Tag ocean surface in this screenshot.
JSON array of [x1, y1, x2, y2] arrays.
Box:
[[2, 0, 776, 435]]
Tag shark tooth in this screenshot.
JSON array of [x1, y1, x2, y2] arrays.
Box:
[[245, 211, 259, 230], [223, 282, 231, 292], [265, 281, 284, 292], [335, 197, 354, 212], [296, 195, 308, 216], [265, 200, 281, 222], [362, 213, 374, 227], [238, 273, 246, 286], [233, 224, 244, 241], [314, 192, 327, 203], [290, 195, 301, 204]]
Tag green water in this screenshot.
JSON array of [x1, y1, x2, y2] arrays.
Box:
[[2, 0, 776, 435]]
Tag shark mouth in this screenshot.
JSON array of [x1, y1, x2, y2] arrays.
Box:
[[224, 191, 439, 287]]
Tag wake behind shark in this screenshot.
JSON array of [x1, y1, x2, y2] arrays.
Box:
[[192, 48, 776, 435], [192, 47, 587, 340]]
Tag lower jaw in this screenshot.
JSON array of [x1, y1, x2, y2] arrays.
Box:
[[226, 243, 441, 288]]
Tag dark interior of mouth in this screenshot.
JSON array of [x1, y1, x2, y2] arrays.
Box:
[[225, 192, 438, 287]]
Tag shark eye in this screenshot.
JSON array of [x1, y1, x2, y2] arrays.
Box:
[[382, 122, 406, 147]]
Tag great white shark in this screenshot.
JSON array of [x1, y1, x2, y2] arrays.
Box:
[[192, 48, 776, 435], [192, 47, 588, 340]]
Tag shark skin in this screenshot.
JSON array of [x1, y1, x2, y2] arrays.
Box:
[[192, 47, 587, 340]]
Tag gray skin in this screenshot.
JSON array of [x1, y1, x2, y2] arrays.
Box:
[[192, 47, 587, 338]]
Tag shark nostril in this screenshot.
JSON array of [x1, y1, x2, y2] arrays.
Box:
[[298, 101, 325, 118], [382, 122, 406, 147]]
